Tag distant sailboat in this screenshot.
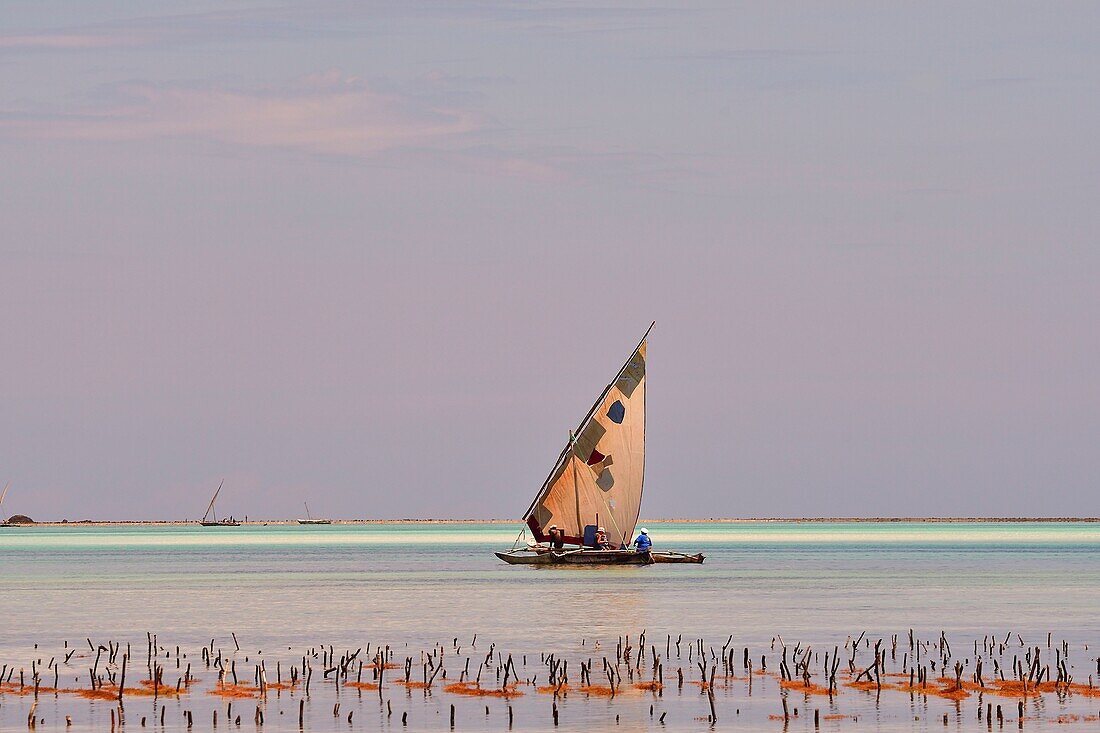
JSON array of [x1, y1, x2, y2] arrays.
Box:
[[0, 481, 12, 527], [298, 502, 331, 525], [200, 481, 240, 527], [496, 324, 704, 565]]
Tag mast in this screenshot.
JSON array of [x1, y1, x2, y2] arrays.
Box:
[[305, 502, 312, 521], [203, 481, 223, 523], [0, 481, 10, 510], [570, 432, 582, 547]]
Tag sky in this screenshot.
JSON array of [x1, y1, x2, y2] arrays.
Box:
[[1, 1, 1098, 521]]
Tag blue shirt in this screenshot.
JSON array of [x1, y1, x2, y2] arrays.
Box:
[[634, 534, 652, 552]]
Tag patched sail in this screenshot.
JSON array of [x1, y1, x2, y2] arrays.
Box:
[[523, 324, 651, 549]]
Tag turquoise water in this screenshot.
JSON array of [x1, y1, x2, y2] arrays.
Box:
[[2, 521, 1099, 730]]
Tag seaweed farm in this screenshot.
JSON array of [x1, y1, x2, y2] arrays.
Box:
[[3, 521, 1100, 730], [3, 629, 1100, 730]]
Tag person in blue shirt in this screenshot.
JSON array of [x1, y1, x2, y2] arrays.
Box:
[[633, 527, 652, 553]]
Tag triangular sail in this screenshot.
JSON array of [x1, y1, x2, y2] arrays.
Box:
[[523, 324, 651, 548], [203, 481, 223, 522]]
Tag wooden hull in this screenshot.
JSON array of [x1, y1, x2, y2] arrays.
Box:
[[494, 549, 652, 565], [297, 519, 332, 525], [200, 521, 240, 527], [496, 548, 704, 565]]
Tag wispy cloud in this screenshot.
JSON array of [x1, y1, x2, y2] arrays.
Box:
[[0, 3, 686, 52], [0, 33, 146, 50], [0, 6, 344, 51], [652, 48, 832, 62], [0, 71, 487, 157], [0, 69, 686, 184]]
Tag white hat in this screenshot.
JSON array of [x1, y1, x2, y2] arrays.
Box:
[[598, 526, 605, 532], [639, 527, 648, 534]]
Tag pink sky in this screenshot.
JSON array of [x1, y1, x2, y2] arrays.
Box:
[[1, 1, 1098, 519]]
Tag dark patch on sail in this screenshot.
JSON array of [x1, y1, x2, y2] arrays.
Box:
[[532, 505, 553, 533], [572, 421, 606, 463], [587, 448, 605, 466], [596, 468, 614, 491], [607, 400, 625, 424], [616, 353, 645, 398], [587, 453, 613, 476]]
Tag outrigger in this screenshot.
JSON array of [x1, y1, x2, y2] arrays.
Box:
[[496, 324, 704, 566]]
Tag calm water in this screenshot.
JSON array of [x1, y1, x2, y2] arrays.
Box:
[[2, 521, 1099, 730]]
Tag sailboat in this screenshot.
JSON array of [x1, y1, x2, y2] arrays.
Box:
[[200, 481, 240, 526], [297, 502, 331, 525], [496, 324, 704, 565], [0, 481, 13, 527]]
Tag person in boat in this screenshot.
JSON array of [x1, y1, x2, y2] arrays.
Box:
[[633, 527, 652, 553], [546, 524, 565, 550], [593, 526, 612, 550]]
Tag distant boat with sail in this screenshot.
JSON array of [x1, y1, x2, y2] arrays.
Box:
[[298, 502, 331, 525], [200, 481, 240, 527], [0, 481, 13, 527], [496, 324, 704, 565]]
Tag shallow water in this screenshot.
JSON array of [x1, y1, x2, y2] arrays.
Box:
[[2, 521, 1099, 730]]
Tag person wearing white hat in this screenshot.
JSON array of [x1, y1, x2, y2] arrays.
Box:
[[633, 527, 652, 554], [545, 524, 565, 550], [593, 526, 611, 549]]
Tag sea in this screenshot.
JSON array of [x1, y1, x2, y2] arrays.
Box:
[[2, 521, 1099, 731]]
